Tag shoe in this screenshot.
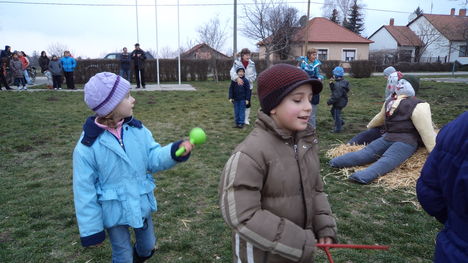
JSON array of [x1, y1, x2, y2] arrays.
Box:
[[142, 85, 146, 89], [23, 86, 28, 90], [136, 86, 140, 89], [54, 88, 58, 90], [5, 87, 13, 90]]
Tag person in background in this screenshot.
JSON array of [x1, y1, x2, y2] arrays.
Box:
[[48, 55, 63, 90], [228, 67, 251, 129], [73, 72, 194, 262], [9, 52, 27, 90], [131, 43, 146, 89], [18, 51, 32, 85], [326, 66, 349, 133], [416, 111, 468, 263], [330, 79, 436, 184], [60, 51, 77, 90], [119, 47, 131, 81], [39, 51, 52, 89], [220, 64, 336, 263], [0, 46, 13, 90], [297, 48, 323, 128], [229, 48, 257, 125]]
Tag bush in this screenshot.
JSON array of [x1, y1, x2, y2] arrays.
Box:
[[321, 60, 341, 79], [349, 60, 375, 78]]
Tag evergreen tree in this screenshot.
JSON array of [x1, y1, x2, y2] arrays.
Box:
[[414, 6, 423, 16], [343, 0, 364, 35], [329, 9, 339, 24]]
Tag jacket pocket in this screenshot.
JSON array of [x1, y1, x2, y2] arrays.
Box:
[[98, 189, 127, 228], [139, 180, 157, 212]]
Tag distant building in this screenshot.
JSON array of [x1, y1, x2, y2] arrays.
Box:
[[181, 43, 229, 59], [369, 8, 468, 64], [258, 17, 373, 62]]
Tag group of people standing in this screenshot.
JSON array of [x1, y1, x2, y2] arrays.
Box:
[[118, 43, 147, 89], [0, 45, 77, 91]]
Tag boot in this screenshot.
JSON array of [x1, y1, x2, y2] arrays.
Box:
[[133, 246, 156, 263]]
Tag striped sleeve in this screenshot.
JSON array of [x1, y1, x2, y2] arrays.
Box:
[[219, 152, 316, 263]]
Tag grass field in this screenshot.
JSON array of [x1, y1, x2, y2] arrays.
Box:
[[0, 76, 466, 262]]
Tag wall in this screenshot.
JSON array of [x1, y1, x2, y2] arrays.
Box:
[[369, 28, 398, 50]]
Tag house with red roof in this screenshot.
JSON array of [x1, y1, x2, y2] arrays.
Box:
[[258, 17, 373, 62], [369, 8, 468, 64], [181, 43, 229, 60]]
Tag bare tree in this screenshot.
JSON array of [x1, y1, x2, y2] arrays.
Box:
[[159, 46, 177, 59], [47, 42, 69, 57], [241, 0, 300, 67], [411, 23, 446, 62], [197, 15, 228, 53]]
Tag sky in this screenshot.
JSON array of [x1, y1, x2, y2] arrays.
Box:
[[0, 0, 467, 59]]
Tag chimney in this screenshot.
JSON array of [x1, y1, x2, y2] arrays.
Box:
[[460, 9, 467, 16], [389, 18, 394, 26], [450, 8, 455, 15]]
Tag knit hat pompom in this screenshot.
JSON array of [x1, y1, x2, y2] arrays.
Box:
[[84, 72, 131, 117], [257, 64, 322, 114], [332, 66, 344, 77], [383, 66, 396, 77]]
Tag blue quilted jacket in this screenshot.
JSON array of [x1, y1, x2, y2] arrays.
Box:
[[416, 111, 468, 262]]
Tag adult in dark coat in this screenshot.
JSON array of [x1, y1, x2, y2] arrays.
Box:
[[119, 47, 131, 81], [416, 111, 468, 263], [131, 43, 146, 88], [0, 45, 13, 90]]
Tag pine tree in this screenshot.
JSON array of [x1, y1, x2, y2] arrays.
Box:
[[329, 9, 339, 24], [414, 6, 423, 16], [343, 0, 364, 35]]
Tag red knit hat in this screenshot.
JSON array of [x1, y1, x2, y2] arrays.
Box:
[[257, 63, 323, 114]]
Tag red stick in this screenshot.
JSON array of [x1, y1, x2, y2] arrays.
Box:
[[316, 244, 390, 263]]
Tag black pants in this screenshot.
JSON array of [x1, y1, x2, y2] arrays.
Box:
[[0, 70, 10, 89], [134, 67, 145, 88], [64, 71, 75, 89], [52, 75, 62, 89]]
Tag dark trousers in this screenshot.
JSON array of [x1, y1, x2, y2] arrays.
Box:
[[14, 77, 26, 87], [330, 107, 343, 132], [134, 67, 145, 88], [0, 70, 10, 89], [52, 75, 62, 89], [63, 71, 75, 89]]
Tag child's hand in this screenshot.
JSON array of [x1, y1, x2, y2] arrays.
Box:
[[229, 99, 233, 103], [180, 140, 194, 156], [245, 100, 249, 105], [318, 237, 333, 244]]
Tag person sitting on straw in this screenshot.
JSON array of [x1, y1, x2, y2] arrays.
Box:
[[329, 79, 436, 184]]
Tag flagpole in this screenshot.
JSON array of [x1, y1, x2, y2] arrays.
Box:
[[154, 0, 160, 86]]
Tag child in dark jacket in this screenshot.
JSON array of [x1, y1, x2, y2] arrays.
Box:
[[327, 66, 349, 133], [229, 67, 251, 128]]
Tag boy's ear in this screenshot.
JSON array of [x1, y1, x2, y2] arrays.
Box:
[[270, 109, 276, 115]]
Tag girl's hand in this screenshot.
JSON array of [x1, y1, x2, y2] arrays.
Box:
[[180, 140, 194, 156], [318, 237, 333, 244]]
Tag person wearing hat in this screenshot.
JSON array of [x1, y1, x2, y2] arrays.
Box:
[[228, 67, 251, 128], [131, 43, 147, 88], [330, 79, 436, 184], [326, 66, 350, 133], [229, 48, 257, 125], [219, 64, 337, 263], [73, 72, 194, 262]]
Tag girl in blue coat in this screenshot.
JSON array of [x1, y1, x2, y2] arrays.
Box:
[[417, 111, 468, 262], [73, 72, 193, 263]]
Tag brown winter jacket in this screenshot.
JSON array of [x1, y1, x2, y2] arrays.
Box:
[[219, 111, 337, 263]]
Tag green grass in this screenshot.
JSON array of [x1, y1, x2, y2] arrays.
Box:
[[0, 76, 466, 262]]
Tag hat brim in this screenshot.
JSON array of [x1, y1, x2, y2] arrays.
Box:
[[284, 78, 323, 97]]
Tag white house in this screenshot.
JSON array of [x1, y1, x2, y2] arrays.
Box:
[[369, 8, 468, 64]]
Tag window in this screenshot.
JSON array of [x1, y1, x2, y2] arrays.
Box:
[[343, 49, 356, 62], [318, 49, 328, 60], [459, 45, 467, 57]]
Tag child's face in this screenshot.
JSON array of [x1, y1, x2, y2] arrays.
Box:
[[241, 53, 250, 61], [270, 84, 313, 132], [237, 70, 245, 78], [308, 52, 317, 61], [113, 92, 135, 120]]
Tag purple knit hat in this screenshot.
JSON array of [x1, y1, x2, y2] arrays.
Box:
[[257, 64, 322, 114], [84, 72, 131, 116]]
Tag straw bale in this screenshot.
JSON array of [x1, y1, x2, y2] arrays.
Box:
[[326, 144, 429, 192]]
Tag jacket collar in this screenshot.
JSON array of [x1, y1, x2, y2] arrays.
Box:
[[80, 116, 142, 146]]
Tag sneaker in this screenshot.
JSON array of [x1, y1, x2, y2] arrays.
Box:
[[23, 86, 28, 90], [54, 88, 58, 90], [136, 86, 140, 89], [142, 85, 146, 89]]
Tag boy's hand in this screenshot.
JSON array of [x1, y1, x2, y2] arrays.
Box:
[[236, 78, 244, 86], [318, 237, 333, 244], [180, 140, 194, 156], [245, 100, 249, 105]]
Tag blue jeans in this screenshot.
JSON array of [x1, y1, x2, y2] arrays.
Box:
[[107, 215, 156, 263], [120, 69, 131, 81], [233, 100, 246, 125], [330, 137, 418, 184], [308, 103, 318, 128], [330, 107, 342, 132], [23, 69, 32, 84]]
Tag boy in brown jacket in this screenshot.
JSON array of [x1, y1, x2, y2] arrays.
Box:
[[219, 64, 337, 263]]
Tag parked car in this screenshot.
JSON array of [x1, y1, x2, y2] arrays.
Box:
[[103, 52, 154, 59]]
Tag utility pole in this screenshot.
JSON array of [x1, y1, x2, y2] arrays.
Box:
[[233, 0, 237, 57], [302, 0, 311, 55], [177, 0, 181, 85], [135, 0, 140, 43], [154, 0, 160, 86]]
